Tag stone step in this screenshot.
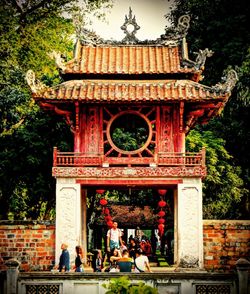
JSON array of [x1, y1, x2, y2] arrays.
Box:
[[149, 262, 158, 267]]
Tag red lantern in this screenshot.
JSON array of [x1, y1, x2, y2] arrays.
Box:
[[158, 210, 165, 217], [96, 189, 105, 195], [107, 221, 113, 228], [158, 200, 167, 208], [105, 215, 112, 222], [158, 223, 164, 237], [158, 218, 165, 224], [100, 198, 108, 206], [104, 208, 110, 215], [158, 189, 167, 196]]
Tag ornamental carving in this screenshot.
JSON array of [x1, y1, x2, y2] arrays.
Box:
[[160, 107, 172, 152], [52, 166, 206, 178], [57, 187, 78, 249], [121, 7, 140, 44], [48, 51, 66, 71], [212, 69, 238, 93], [180, 186, 200, 266], [26, 70, 48, 94], [160, 15, 191, 45]]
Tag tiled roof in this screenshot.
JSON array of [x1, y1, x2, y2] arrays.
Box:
[[35, 79, 229, 102], [64, 46, 196, 75]]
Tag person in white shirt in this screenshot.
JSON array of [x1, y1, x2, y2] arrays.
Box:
[[107, 221, 123, 252], [134, 248, 152, 273]]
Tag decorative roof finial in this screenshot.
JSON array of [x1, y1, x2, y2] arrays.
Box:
[[212, 69, 238, 93], [26, 70, 47, 94], [121, 7, 140, 44], [160, 15, 190, 45]]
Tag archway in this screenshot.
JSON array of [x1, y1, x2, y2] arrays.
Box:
[[85, 187, 175, 267]]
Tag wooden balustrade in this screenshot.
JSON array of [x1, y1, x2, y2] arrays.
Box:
[[53, 147, 205, 168]]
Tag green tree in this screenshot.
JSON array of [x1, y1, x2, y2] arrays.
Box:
[[169, 0, 250, 218], [186, 129, 247, 218], [0, 0, 112, 219]]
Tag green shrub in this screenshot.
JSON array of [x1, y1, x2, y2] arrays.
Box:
[[103, 276, 158, 294]]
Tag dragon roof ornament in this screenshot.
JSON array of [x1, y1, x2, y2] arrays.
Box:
[[26, 70, 48, 94], [48, 51, 66, 71], [212, 69, 238, 93]]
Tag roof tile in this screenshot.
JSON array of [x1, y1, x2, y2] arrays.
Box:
[[64, 46, 195, 75], [36, 80, 228, 102]]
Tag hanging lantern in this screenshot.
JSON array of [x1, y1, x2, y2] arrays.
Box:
[[158, 200, 167, 208], [158, 218, 165, 224], [107, 221, 113, 228], [96, 189, 105, 195], [158, 189, 167, 196], [104, 208, 110, 215], [158, 210, 166, 217], [158, 223, 164, 237], [105, 215, 112, 222], [100, 198, 108, 206]]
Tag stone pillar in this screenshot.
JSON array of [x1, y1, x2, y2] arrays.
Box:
[[55, 179, 82, 265], [177, 179, 203, 268], [236, 258, 250, 294], [5, 259, 19, 294]]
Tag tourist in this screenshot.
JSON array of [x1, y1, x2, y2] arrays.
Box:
[[75, 245, 84, 272], [92, 249, 102, 272], [107, 221, 123, 252], [117, 249, 133, 272], [134, 248, 152, 273], [128, 238, 138, 260], [58, 243, 70, 272], [144, 239, 152, 256], [150, 232, 157, 256], [104, 247, 122, 272], [120, 240, 128, 252]]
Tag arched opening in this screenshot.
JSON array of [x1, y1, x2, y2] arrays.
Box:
[[85, 187, 175, 267]]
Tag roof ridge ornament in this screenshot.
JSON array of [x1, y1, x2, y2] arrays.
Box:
[[48, 51, 66, 71], [121, 7, 140, 44], [160, 15, 190, 45], [183, 48, 214, 71], [212, 69, 238, 93], [26, 70, 48, 94]]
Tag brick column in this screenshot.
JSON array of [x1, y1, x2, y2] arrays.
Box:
[[55, 180, 82, 265], [177, 179, 203, 268]]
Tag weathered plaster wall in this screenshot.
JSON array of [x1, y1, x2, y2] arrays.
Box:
[[0, 220, 249, 272]]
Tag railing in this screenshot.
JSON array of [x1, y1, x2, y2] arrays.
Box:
[[53, 147, 206, 168]]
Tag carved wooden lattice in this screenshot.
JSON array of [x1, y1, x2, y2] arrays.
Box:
[[103, 106, 157, 158], [26, 284, 60, 294], [196, 284, 231, 294]]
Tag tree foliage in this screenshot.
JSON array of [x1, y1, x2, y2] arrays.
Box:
[[169, 0, 250, 218], [0, 0, 112, 219]]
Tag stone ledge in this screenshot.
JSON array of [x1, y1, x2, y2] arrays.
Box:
[[18, 271, 237, 281]]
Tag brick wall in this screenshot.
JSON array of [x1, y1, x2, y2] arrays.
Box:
[[0, 220, 249, 272], [0, 221, 55, 271], [203, 220, 250, 271]]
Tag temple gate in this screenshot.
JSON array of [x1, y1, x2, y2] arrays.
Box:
[[27, 11, 237, 269]]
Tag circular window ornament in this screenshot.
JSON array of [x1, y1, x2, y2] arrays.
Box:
[[106, 110, 153, 155]]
